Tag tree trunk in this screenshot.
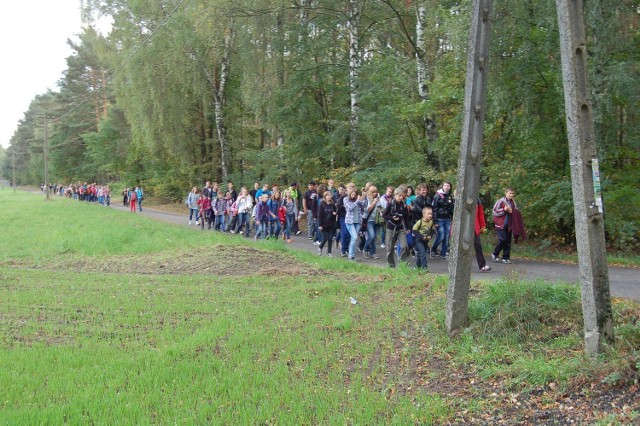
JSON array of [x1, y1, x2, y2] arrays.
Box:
[[276, 6, 286, 148], [298, 0, 311, 45], [348, 0, 361, 165], [204, 22, 234, 182], [415, 3, 437, 149], [102, 70, 109, 121]]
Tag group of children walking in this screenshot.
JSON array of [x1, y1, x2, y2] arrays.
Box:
[[185, 179, 524, 272]]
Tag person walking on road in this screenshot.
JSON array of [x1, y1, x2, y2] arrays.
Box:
[[135, 186, 144, 212], [186, 187, 200, 225], [492, 188, 517, 264], [475, 198, 492, 272]]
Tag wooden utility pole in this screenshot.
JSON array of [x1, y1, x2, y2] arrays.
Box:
[[44, 116, 50, 200], [446, 0, 493, 334], [555, 0, 614, 355], [12, 148, 16, 193], [446, 0, 613, 355]]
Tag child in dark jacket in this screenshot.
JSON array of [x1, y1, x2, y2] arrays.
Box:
[[383, 188, 411, 268], [317, 192, 338, 256], [213, 194, 227, 231], [267, 192, 282, 239], [254, 194, 270, 240]]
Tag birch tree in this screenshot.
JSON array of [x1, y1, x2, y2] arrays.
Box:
[[203, 21, 235, 182], [414, 1, 437, 147], [347, 0, 363, 164]]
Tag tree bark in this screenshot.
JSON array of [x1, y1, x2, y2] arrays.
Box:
[[415, 2, 437, 152], [348, 0, 362, 165], [204, 23, 234, 182]]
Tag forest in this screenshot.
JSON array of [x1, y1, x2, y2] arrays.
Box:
[[3, 0, 639, 251]]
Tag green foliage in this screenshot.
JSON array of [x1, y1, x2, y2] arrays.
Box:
[[5, 0, 639, 253]]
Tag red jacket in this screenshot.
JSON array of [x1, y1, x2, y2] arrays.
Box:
[[475, 202, 486, 236], [278, 206, 287, 223]]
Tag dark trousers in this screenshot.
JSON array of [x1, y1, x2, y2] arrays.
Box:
[[493, 228, 512, 260], [319, 228, 336, 254], [474, 234, 487, 269], [229, 215, 238, 231]]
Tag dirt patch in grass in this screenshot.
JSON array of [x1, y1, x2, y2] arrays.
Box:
[[19, 245, 323, 277]]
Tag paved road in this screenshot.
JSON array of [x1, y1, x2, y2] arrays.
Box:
[[109, 200, 640, 301]]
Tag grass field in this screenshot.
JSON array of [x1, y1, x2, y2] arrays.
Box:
[[0, 190, 638, 424]]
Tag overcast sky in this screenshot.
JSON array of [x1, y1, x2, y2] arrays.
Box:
[[0, 0, 84, 148]]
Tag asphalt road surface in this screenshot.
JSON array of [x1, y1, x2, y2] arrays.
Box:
[[107, 200, 639, 301]]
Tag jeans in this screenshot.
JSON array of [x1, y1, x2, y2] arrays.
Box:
[[346, 222, 361, 259], [364, 221, 378, 255], [214, 214, 225, 231], [256, 220, 268, 239], [138, 197, 143, 211], [236, 212, 251, 236], [414, 239, 429, 269], [285, 214, 296, 239], [339, 217, 351, 255], [189, 208, 199, 222], [315, 221, 323, 244], [269, 220, 281, 238], [431, 218, 452, 257]]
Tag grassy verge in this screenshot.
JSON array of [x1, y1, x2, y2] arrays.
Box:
[[0, 191, 638, 423]]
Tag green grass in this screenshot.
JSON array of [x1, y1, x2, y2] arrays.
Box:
[[0, 191, 638, 423]]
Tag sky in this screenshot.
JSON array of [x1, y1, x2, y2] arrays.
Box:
[[0, 1, 85, 149]]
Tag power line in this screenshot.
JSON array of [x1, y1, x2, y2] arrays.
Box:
[[55, 0, 189, 123]]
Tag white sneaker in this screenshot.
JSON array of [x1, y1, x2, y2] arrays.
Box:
[[380, 244, 386, 248], [189, 220, 192, 225], [317, 247, 322, 256], [195, 221, 199, 226], [314, 241, 321, 245]]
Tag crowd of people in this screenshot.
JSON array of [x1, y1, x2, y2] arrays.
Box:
[[183, 179, 525, 271], [42, 177, 524, 271], [43, 183, 151, 214], [42, 182, 113, 206]]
